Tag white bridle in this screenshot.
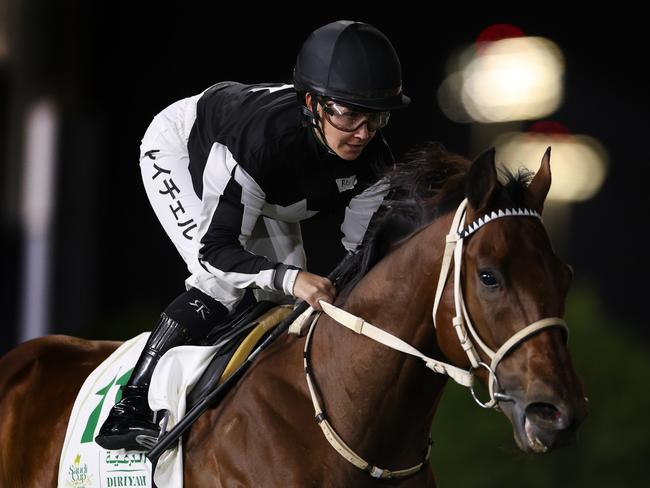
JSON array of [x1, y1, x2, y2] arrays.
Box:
[[295, 198, 569, 479], [431, 198, 568, 408]]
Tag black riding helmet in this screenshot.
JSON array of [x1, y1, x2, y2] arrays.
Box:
[[294, 20, 410, 111]]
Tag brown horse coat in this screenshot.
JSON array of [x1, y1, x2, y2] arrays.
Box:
[[0, 146, 587, 487]]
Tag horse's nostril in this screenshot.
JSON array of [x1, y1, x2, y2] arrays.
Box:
[[525, 402, 567, 429]]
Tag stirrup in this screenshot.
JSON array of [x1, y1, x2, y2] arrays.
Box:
[[136, 410, 169, 450], [135, 435, 157, 450]]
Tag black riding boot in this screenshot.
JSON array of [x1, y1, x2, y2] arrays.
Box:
[[95, 313, 192, 450]]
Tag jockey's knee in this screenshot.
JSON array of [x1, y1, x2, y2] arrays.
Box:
[[163, 287, 229, 342]]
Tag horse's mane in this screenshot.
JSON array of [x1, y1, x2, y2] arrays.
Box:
[[335, 141, 533, 302]]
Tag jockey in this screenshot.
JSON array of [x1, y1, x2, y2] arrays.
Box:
[[95, 20, 410, 451]]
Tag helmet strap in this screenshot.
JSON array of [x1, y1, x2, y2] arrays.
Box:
[[304, 97, 335, 155], [378, 129, 396, 165]]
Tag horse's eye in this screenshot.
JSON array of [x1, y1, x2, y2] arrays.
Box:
[[479, 270, 498, 287]]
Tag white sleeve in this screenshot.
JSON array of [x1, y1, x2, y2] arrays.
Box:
[[340, 178, 390, 253]]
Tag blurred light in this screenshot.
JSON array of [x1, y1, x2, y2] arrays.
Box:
[[438, 45, 477, 123], [19, 100, 59, 342], [438, 36, 565, 123], [463, 37, 564, 122], [494, 129, 608, 202], [437, 71, 474, 123], [527, 120, 572, 135], [0, 0, 8, 62], [475, 23, 525, 46], [21, 101, 58, 234], [0, 0, 8, 63]]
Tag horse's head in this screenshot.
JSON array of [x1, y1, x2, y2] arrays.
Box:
[[437, 147, 587, 453]]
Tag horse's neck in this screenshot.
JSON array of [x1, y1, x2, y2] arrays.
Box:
[[310, 215, 452, 464]]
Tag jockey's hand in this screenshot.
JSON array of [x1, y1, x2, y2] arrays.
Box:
[[292, 271, 336, 311]]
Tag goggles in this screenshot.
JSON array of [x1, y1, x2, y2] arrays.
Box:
[[319, 98, 390, 132]]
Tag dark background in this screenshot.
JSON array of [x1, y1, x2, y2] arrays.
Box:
[[2, 5, 647, 345], [1, 3, 648, 486]]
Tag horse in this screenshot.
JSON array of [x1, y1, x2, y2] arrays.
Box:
[[0, 143, 587, 487]]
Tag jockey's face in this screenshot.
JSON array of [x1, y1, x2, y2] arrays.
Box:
[[305, 93, 377, 161]]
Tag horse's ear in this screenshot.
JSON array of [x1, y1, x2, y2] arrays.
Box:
[[466, 147, 498, 211], [525, 147, 552, 213]]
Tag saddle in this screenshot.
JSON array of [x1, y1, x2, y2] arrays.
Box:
[[136, 300, 299, 485], [186, 300, 293, 410]]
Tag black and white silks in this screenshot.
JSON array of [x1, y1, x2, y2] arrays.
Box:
[[140, 82, 391, 311]]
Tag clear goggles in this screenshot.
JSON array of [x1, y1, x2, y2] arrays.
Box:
[[319, 98, 390, 132]]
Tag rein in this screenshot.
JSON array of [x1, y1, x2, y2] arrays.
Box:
[[300, 198, 569, 480]]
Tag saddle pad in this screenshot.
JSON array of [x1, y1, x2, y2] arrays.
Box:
[[58, 305, 293, 487], [148, 304, 292, 487], [186, 300, 277, 408], [57, 333, 155, 488], [57, 333, 220, 488]]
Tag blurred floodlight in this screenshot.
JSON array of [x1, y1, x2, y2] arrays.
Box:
[[495, 131, 608, 202], [475, 24, 526, 45], [438, 36, 565, 123], [464, 37, 564, 122], [0, 35, 6, 62], [437, 71, 475, 123], [20, 99, 59, 342], [21, 101, 58, 234], [0, 3, 7, 62], [438, 44, 476, 123]]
